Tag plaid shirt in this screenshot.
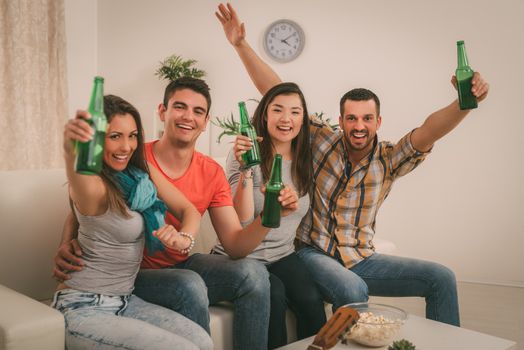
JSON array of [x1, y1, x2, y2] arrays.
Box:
[[297, 120, 430, 268]]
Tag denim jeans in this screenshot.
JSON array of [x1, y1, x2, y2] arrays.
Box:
[[134, 253, 271, 350], [52, 288, 213, 350], [266, 252, 326, 349], [297, 247, 460, 326]]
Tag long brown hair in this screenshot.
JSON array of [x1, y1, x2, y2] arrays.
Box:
[[100, 95, 149, 217], [252, 82, 311, 196]]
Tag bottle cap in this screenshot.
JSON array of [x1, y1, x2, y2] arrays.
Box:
[[456, 40, 464, 45], [238, 101, 246, 108], [94, 76, 104, 83]]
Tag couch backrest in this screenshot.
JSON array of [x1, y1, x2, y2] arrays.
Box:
[[0, 159, 227, 301], [0, 169, 70, 301]]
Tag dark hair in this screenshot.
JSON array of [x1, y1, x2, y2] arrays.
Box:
[[100, 94, 149, 217], [162, 77, 211, 116], [252, 82, 312, 196], [339, 88, 381, 117]]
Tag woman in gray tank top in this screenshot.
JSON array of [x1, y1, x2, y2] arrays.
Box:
[[213, 83, 326, 348], [53, 94, 211, 350]]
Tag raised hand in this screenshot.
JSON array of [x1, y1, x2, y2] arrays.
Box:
[[233, 134, 263, 165], [451, 72, 489, 103], [63, 110, 93, 156], [216, 3, 245, 47]]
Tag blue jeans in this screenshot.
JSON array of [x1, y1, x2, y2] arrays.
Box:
[[134, 253, 271, 350], [52, 288, 212, 350], [267, 252, 326, 349], [297, 247, 460, 326]]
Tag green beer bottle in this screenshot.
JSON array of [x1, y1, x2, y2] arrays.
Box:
[[456, 40, 478, 110], [261, 154, 283, 228], [75, 76, 107, 175], [238, 101, 261, 168]]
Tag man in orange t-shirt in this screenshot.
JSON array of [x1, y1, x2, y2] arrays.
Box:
[[53, 77, 298, 350]]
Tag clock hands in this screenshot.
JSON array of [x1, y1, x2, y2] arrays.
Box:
[[280, 33, 295, 46], [280, 33, 295, 47], [282, 33, 294, 41], [280, 38, 292, 47]]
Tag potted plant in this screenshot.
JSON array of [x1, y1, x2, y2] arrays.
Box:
[[153, 54, 206, 138], [155, 54, 206, 81]]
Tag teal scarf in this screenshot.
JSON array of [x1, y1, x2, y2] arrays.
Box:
[[115, 166, 166, 254]]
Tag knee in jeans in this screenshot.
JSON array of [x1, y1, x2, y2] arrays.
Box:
[[432, 264, 457, 288], [237, 259, 270, 293], [197, 333, 214, 350], [353, 280, 369, 302], [178, 271, 209, 305], [339, 278, 368, 304]]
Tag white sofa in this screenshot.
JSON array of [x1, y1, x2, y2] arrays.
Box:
[[0, 164, 395, 350], [0, 165, 295, 350]]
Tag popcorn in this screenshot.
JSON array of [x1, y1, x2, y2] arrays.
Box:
[[345, 311, 404, 347]]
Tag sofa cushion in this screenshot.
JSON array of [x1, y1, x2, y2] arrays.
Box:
[[0, 169, 69, 301], [0, 285, 64, 350]]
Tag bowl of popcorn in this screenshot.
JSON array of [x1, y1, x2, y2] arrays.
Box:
[[343, 302, 407, 347]]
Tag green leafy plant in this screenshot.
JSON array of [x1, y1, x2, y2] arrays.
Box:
[[155, 54, 206, 81], [211, 99, 258, 143], [388, 339, 416, 350], [211, 113, 240, 143]]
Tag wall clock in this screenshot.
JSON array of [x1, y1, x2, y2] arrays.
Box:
[[263, 19, 305, 63]]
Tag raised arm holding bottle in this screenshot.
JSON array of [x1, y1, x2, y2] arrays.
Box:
[[54, 76, 302, 350], [213, 84, 327, 349], [58, 90, 211, 350], [217, 2, 489, 328], [75, 76, 107, 175]]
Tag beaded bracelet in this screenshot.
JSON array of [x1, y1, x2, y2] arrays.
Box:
[[178, 231, 195, 255]]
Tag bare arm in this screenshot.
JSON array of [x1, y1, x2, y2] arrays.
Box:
[[232, 170, 255, 222], [54, 110, 109, 281], [209, 206, 269, 258], [216, 3, 282, 95], [63, 110, 107, 215], [411, 72, 489, 152], [209, 185, 298, 259], [149, 164, 200, 235], [230, 134, 257, 221]]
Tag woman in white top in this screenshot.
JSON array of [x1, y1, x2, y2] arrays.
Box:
[[214, 82, 326, 349]]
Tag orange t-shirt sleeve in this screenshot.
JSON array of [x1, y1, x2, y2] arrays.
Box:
[[209, 164, 233, 208]]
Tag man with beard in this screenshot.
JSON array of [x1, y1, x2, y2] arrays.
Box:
[[216, 2, 490, 326]]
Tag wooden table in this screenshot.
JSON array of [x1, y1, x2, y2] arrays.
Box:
[[277, 315, 517, 350]]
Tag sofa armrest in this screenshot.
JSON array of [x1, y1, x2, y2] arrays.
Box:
[[0, 285, 64, 350]]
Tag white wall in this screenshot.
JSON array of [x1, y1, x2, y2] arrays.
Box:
[[65, 0, 524, 286]]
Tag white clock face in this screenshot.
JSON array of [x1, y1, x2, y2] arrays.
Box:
[[264, 20, 305, 63]]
